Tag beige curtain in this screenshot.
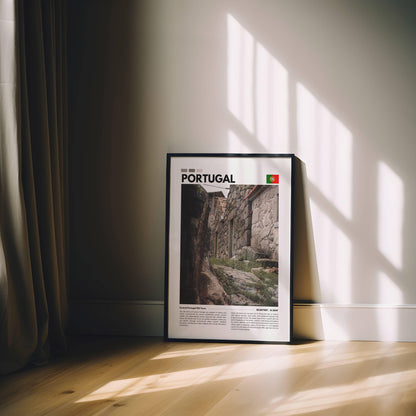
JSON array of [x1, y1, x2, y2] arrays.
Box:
[[0, 0, 68, 374]]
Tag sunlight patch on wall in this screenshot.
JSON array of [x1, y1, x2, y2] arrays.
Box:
[[227, 14, 289, 152], [225, 15, 407, 338], [378, 271, 403, 305], [255, 43, 289, 152], [226, 142, 260, 183], [377, 161, 404, 270], [310, 200, 352, 304], [375, 306, 399, 341], [296, 83, 353, 221], [227, 15, 254, 133], [376, 272, 402, 340], [376, 162, 404, 339], [320, 308, 348, 340], [296, 82, 353, 305]]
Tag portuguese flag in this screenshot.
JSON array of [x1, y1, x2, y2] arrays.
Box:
[[266, 174, 279, 184]]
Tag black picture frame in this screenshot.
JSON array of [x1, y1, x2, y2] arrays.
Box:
[[165, 153, 294, 344]]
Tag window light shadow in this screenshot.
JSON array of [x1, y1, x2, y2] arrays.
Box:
[[377, 161, 404, 271], [296, 83, 354, 306], [227, 14, 289, 154], [227, 15, 255, 134], [296, 83, 353, 222], [225, 11, 406, 342], [375, 162, 404, 340]]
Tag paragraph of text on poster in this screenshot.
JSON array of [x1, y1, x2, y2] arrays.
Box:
[[231, 309, 279, 331]]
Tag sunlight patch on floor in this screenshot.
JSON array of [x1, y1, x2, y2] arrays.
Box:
[[151, 344, 240, 360], [266, 368, 416, 415], [76, 344, 411, 404]]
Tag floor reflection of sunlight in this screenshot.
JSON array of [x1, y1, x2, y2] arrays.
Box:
[[76, 343, 416, 416], [77, 358, 272, 402], [316, 344, 408, 369], [151, 344, 239, 360], [267, 368, 416, 416], [76, 348, 326, 403]]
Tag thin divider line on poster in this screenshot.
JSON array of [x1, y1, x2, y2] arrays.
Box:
[[164, 153, 294, 343]]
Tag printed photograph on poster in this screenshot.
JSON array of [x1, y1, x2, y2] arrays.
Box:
[[165, 154, 294, 343]]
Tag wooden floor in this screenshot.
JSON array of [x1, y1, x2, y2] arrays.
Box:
[[1, 337, 416, 415]]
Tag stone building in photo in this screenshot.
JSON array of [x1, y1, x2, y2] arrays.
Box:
[[208, 184, 279, 261], [180, 184, 279, 305]]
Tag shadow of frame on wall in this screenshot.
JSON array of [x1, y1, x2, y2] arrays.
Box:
[[292, 156, 324, 339]]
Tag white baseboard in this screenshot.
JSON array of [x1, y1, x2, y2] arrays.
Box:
[[294, 303, 416, 342], [69, 300, 416, 342]]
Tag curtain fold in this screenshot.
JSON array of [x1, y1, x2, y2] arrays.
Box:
[[0, 0, 68, 374]]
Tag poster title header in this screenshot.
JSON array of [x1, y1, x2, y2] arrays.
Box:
[[181, 173, 236, 184]]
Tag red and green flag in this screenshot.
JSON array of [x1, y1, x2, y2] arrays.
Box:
[[266, 174, 279, 184]]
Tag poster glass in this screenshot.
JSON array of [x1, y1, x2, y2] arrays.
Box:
[[165, 154, 294, 343]]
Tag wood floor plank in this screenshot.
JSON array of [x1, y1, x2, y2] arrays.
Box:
[[154, 344, 284, 416], [1, 338, 416, 416], [0, 337, 168, 416], [203, 341, 342, 416], [79, 343, 272, 416], [204, 341, 416, 416], [51, 341, 221, 416]]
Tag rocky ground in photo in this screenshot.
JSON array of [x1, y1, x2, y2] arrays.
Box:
[[210, 259, 278, 306]]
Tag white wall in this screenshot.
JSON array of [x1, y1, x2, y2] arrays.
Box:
[[68, 0, 416, 340]]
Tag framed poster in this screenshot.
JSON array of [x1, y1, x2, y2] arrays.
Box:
[[165, 153, 294, 343]]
